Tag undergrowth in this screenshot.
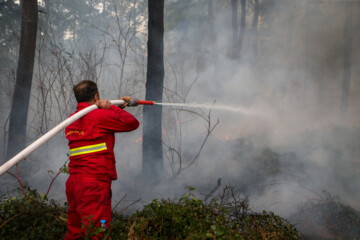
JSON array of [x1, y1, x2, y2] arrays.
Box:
[[0, 186, 301, 240], [0, 187, 67, 240], [291, 191, 360, 239], [124, 187, 301, 240]]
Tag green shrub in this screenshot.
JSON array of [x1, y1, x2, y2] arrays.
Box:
[[122, 188, 301, 240], [0, 187, 301, 240], [126, 194, 234, 239], [0, 187, 67, 240]]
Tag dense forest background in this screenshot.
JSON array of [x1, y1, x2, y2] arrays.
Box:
[[1, 0, 360, 238]]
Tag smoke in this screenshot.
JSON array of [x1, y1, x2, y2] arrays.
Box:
[[149, 0, 360, 218]]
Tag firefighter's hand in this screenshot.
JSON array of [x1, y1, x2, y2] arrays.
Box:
[[95, 99, 112, 109], [119, 96, 131, 109]]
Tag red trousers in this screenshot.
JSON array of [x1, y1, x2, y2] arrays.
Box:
[[65, 175, 112, 240]]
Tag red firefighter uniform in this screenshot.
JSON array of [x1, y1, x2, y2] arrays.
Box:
[[64, 102, 139, 239]]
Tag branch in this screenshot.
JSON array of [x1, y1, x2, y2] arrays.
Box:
[[112, 193, 127, 211], [168, 147, 182, 175], [118, 198, 142, 214], [41, 159, 69, 204], [183, 118, 219, 171], [0, 212, 26, 229], [6, 165, 32, 202]]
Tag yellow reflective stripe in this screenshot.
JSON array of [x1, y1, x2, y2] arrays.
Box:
[[70, 143, 106, 152], [70, 147, 107, 156], [70, 143, 107, 156]]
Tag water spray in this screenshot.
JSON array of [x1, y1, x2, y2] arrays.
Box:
[[0, 98, 153, 176], [155, 102, 260, 115]]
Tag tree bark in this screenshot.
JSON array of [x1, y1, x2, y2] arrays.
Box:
[[230, 0, 239, 58], [6, 0, 38, 162], [197, 0, 217, 72], [251, 0, 259, 65], [142, 0, 164, 180], [238, 0, 246, 57], [207, 0, 216, 41], [230, 0, 246, 59], [341, 2, 353, 113]]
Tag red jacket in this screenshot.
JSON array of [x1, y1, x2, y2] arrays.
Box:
[[65, 102, 139, 180]]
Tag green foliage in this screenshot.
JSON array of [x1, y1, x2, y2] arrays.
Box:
[[82, 216, 111, 240], [109, 213, 130, 239], [61, 161, 69, 174], [122, 189, 301, 240], [239, 211, 301, 240], [0, 187, 67, 240], [127, 193, 234, 239], [0, 187, 301, 240]]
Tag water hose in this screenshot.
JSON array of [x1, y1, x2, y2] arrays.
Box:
[[0, 99, 154, 176]]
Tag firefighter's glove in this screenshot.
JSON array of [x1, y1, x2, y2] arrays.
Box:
[[95, 99, 112, 109], [119, 96, 131, 109]]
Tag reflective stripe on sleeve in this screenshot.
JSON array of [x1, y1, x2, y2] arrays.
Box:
[[70, 143, 107, 156]]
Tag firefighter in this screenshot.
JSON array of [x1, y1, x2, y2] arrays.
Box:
[[64, 80, 139, 239]]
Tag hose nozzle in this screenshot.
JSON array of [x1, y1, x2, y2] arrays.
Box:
[[128, 99, 155, 106]]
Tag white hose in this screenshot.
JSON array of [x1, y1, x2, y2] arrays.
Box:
[[0, 99, 125, 176]]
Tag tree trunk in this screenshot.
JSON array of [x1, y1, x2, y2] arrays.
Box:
[[303, 0, 311, 99], [238, 0, 246, 58], [142, 0, 164, 180], [207, 0, 216, 41], [197, 0, 217, 72], [230, 0, 239, 58], [251, 0, 259, 65], [6, 0, 38, 162], [230, 0, 246, 59], [341, 2, 353, 113]]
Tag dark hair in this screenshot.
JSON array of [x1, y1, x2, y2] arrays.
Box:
[[73, 80, 99, 103]]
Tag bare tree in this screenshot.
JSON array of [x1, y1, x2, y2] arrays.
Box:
[[251, 0, 260, 65], [230, 0, 239, 58], [229, 0, 246, 59], [164, 108, 219, 177], [239, 0, 247, 58], [100, 0, 139, 98], [161, 72, 219, 177], [341, 1, 353, 113], [6, 0, 38, 163]]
